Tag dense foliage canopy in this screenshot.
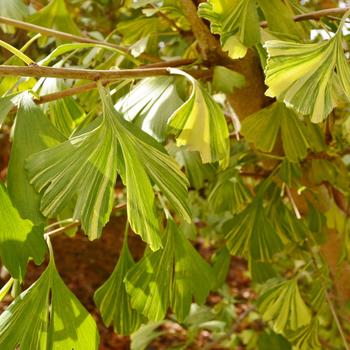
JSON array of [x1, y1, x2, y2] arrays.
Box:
[[0, 0, 350, 349]]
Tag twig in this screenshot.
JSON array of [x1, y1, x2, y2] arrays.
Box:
[[0, 16, 159, 63], [0, 64, 211, 81], [261, 7, 350, 27], [285, 186, 302, 219]]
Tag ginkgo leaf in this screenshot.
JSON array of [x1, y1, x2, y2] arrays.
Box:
[[27, 116, 118, 241], [241, 102, 325, 162], [198, 0, 260, 59], [115, 77, 183, 141], [257, 278, 312, 333], [224, 199, 283, 261], [264, 20, 350, 122], [37, 77, 85, 137], [168, 69, 230, 167], [208, 167, 251, 213], [0, 0, 28, 33], [284, 319, 320, 350], [0, 95, 15, 127], [212, 66, 245, 94], [125, 221, 214, 322], [28, 84, 190, 250], [7, 93, 65, 225], [0, 183, 46, 281], [0, 251, 99, 349], [28, 0, 80, 37], [94, 239, 144, 335]]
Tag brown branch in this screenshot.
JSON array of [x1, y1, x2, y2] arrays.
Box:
[[178, 0, 223, 62], [0, 16, 159, 63], [0, 64, 211, 81], [260, 7, 350, 27]]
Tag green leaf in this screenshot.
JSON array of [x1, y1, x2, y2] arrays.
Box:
[[212, 66, 245, 94], [284, 319, 320, 350], [37, 78, 85, 137], [0, 95, 15, 127], [27, 116, 118, 241], [264, 25, 350, 122], [0, 0, 28, 33], [7, 93, 65, 225], [257, 278, 312, 333], [208, 167, 251, 213], [28, 0, 80, 37], [168, 69, 230, 167], [0, 183, 46, 280], [224, 199, 283, 261], [198, 0, 260, 59], [125, 221, 214, 322], [0, 253, 99, 349], [130, 321, 164, 350], [28, 85, 190, 250], [257, 0, 304, 40], [241, 102, 325, 162], [258, 330, 291, 350], [115, 77, 183, 141], [94, 240, 143, 335]]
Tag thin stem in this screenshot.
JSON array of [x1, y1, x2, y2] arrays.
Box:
[[285, 185, 302, 219], [261, 7, 350, 27], [0, 65, 211, 81], [0, 16, 159, 63], [0, 40, 34, 65], [44, 220, 80, 239]]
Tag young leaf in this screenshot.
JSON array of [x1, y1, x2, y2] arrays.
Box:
[[257, 278, 312, 333], [94, 240, 143, 335], [28, 0, 81, 37], [264, 22, 350, 122], [0, 183, 46, 281], [224, 199, 283, 261], [168, 69, 230, 167], [198, 0, 260, 59], [212, 66, 246, 94], [284, 319, 320, 350], [115, 77, 183, 141], [125, 221, 214, 322], [241, 102, 325, 162], [7, 93, 65, 225], [0, 253, 100, 349]]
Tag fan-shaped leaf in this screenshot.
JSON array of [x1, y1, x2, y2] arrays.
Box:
[[168, 69, 230, 167], [125, 221, 214, 322]]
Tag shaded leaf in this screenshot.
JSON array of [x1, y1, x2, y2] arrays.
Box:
[[7, 92, 65, 225], [0, 0, 28, 33], [94, 240, 143, 335], [241, 102, 325, 162], [212, 66, 245, 93], [224, 199, 283, 261], [0, 183, 46, 280], [257, 278, 312, 333], [125, 221, 214, 321]]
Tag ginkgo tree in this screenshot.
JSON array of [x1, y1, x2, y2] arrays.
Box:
[[0, 0, 350, 349]]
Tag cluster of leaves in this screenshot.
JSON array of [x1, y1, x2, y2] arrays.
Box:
[[0, 0, 350, 349]]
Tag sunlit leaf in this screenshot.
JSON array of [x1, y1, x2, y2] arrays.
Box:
[[0, 183, 46, 280], [264, 22, 350, 122], [125, 221, 214, 321], [0, 253, 99, 349], [198, 0, 260, 59], [168, 69, 230, 167], [115, 77, 183, 141]]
